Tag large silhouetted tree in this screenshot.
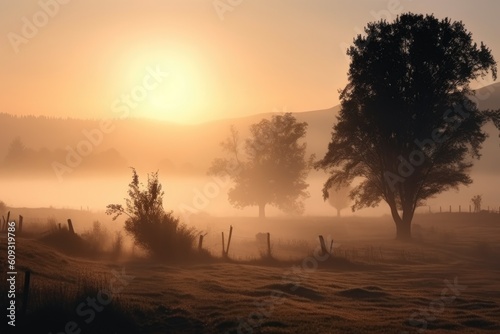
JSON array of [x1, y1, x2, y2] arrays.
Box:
[[209, 113, 313, 218], [316, 13, 499, 240]]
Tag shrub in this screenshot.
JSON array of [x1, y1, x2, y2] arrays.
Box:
[[106, 168, 197, 260], [39, 229, 88, 255], [81, 221, 110, 254]]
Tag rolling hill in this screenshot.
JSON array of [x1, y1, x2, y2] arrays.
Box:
[[0, 84, 498, 180]]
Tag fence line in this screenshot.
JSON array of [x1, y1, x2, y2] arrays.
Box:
[[415, 204, 500, 214]]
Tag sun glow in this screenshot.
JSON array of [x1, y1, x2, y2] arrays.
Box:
[[116, 47, 208, 123]]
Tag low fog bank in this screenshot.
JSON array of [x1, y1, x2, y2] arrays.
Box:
[[2, 173, 499, 218], [6, 208, 500, 264]]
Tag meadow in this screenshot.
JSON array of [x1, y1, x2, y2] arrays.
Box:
[[1, 211, 499, 333]]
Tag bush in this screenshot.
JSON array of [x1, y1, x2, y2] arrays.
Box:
[[106, 168, 197, 260], [39, 229, 88, 255], [81, 221, 110, 254]]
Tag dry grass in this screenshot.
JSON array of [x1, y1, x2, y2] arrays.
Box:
[[0, 212, 499, 333]]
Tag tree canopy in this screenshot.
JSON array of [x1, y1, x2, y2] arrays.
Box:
[[316, 13, 499, 239], [209, 113, 313, 218]]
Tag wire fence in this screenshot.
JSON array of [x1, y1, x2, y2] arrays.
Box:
[[414, 204, 500, 214]]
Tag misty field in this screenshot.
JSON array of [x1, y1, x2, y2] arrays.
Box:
[[3, 2, 500, 334], [2, 211, 499, 333]]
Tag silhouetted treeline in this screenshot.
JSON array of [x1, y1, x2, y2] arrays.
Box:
[[0, 92, 498, 179], [0, 137, 127, 178]]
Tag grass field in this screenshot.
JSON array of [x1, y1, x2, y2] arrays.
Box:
[[1, 212, 499, 333]]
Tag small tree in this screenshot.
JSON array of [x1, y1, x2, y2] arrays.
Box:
[[327, 183, 351, 217], [471, 195, 482, 213], [106, 168, 196, 260], [209, 113, 314, 218]]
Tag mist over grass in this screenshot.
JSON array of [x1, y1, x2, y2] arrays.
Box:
[[2, 210, 499, 333]]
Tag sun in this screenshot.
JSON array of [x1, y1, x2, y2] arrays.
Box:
[[146, 70, 191, 120], [141, 62, 202, 123], [116, 47, 207, 123]]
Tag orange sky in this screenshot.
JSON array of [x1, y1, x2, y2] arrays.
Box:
[[1, 0, 499, 124]]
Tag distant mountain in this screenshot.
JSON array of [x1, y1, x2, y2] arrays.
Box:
[[0, 84, 498, 180]]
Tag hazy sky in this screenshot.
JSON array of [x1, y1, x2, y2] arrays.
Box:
[[1, 0, 499, 123]]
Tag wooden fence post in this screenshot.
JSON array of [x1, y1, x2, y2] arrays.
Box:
[[19, 215, 23, 233], [67, 219, 74, 234], [267, 233, 271, 258], [318, 235, 328, 255], [21, 270, 31, 318], [225, 226, 233, 257], [221, 232, 225, 257]]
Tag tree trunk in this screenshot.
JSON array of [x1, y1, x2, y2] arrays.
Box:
[[389, 202, 413, 241], [396, 220, 411, 240], [259, 203, 266, 219]]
